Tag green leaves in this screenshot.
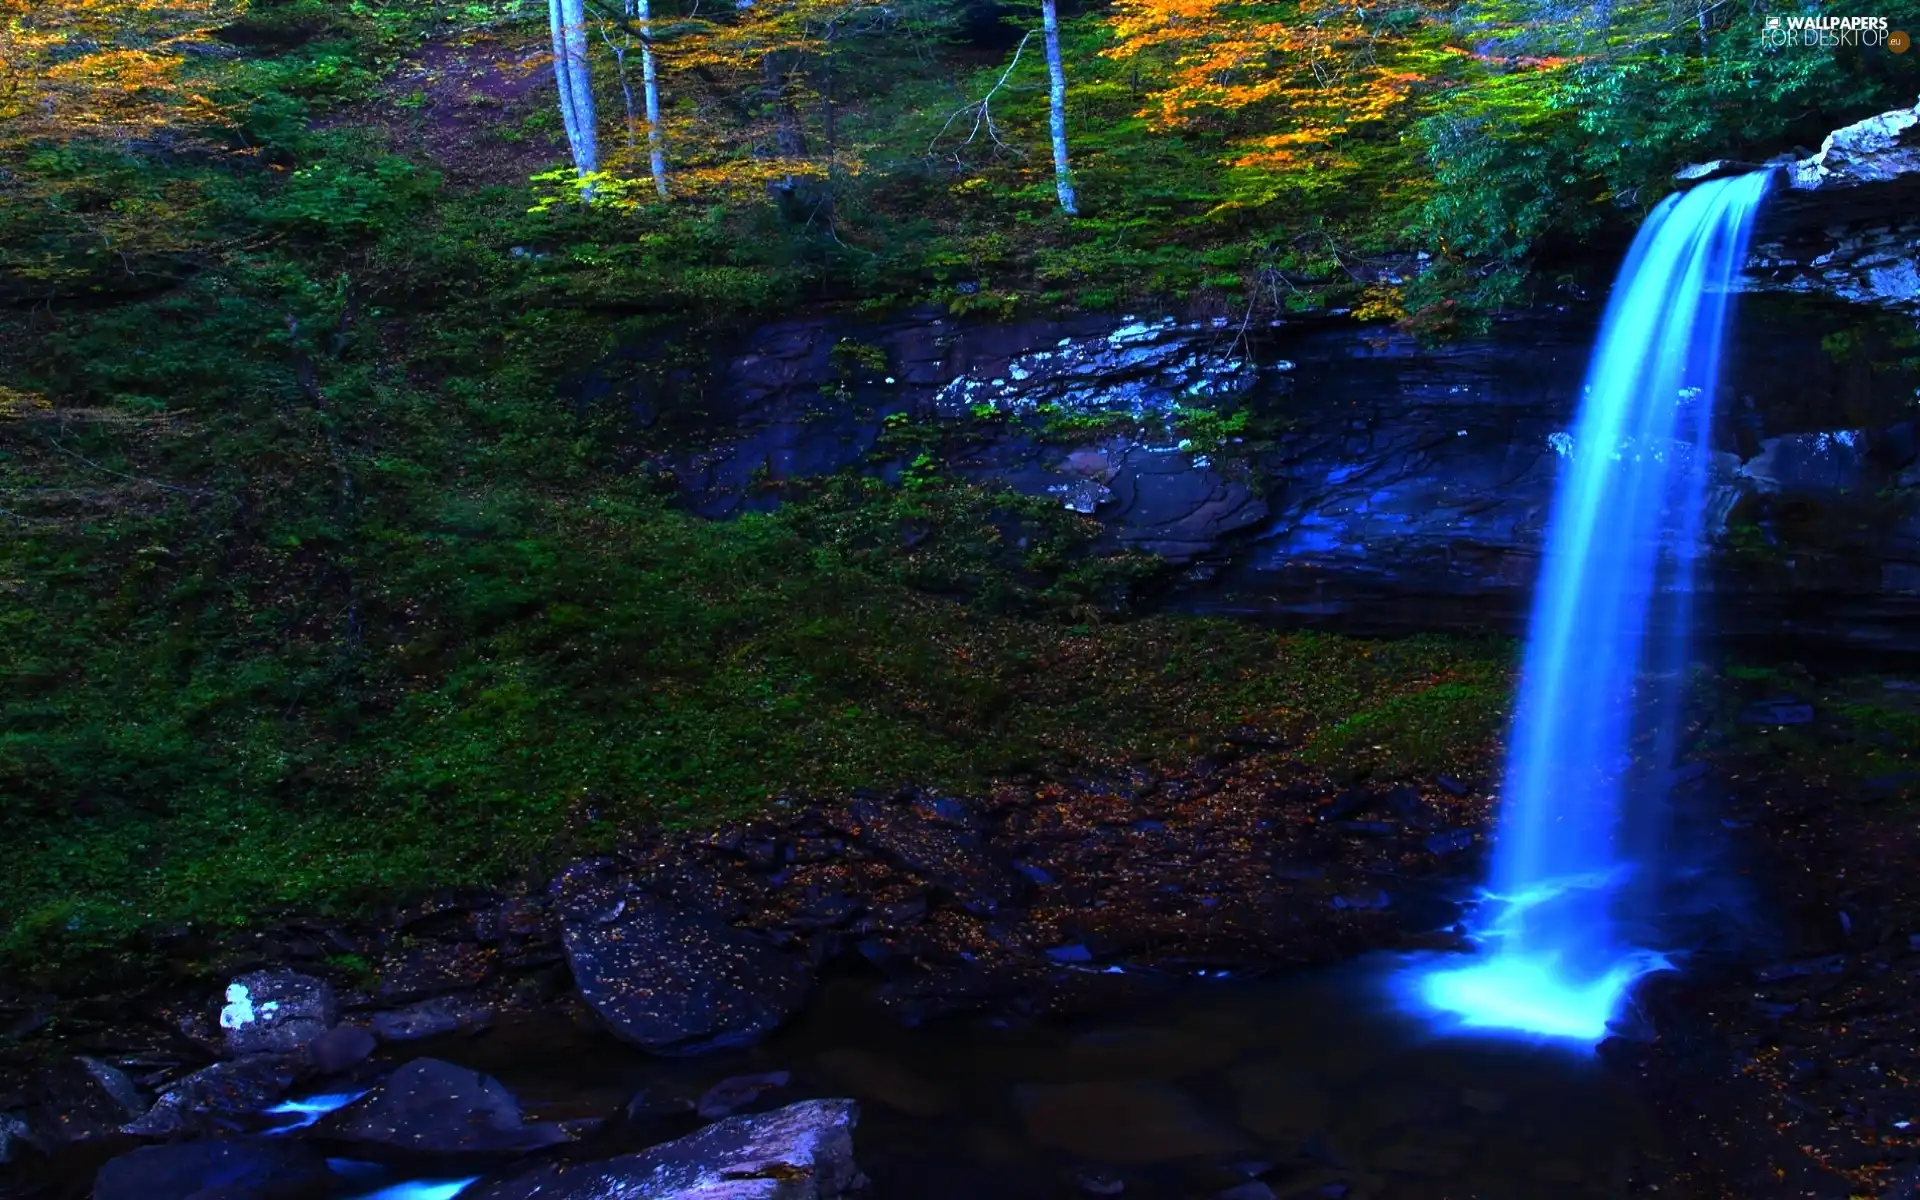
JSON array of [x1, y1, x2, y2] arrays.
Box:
[[1413, 0, 1920, 297], [257, 156, 439, 239]]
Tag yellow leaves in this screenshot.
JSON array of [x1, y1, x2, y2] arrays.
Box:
[[0, 0, 237, 148], [1101, 0, 1446, 205], [1350, 283, 1407, 321], [0, 386, 51, 421]]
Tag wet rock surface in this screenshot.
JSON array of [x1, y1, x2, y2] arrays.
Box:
[[219, 971, 336, 1058], [468, 1098, 865, 1200], [31, 1056, 148, 1144], [315, 1056, 570, 1158], [0, 1111, 34, 1165], [307, 1022, 377, 1073], [553, 860, 814, 1055], [92, 1138, 335, 1200], [1745, 101, 1920, 319], [121, 1053, 300, 1136], [638, 303, 1920, 652], [370, 994, 495, 1042]]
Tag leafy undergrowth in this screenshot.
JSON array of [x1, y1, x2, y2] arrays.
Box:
[[0, 471, 1516, 974], [1706, 664, 1920, 812]]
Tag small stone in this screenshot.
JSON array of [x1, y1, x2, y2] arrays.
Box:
[[1739, 698, 1814, 725], [1046, 943, 1095, 964], [1075, 1165, 1127, 1194], [553, 861, 811, 1056]]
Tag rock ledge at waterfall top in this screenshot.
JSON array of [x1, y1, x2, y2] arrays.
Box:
[[1735, 99, 1920, 318], [1784, 100, 1920, 193]]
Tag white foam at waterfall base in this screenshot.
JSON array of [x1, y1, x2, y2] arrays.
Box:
[[1394, 169, 1775, 1045], [345, 1181, 480, 1200]]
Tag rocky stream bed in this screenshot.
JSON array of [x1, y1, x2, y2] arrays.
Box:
[[1, 727, 1918, 1199]]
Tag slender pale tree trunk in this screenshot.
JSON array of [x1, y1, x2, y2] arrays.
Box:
[[1040, 0, 1078, 216], [635, 0, 667, 197], [549, 0, 599, 191], [763, 54, 808, 211]]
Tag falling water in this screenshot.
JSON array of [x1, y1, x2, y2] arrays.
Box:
[[1408, 170, 1774, 1043]]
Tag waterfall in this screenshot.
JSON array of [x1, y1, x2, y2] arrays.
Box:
[[1409, 170, 1774, 1043]]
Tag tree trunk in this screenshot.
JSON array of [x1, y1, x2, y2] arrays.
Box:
[[636, 0, 667, 197], [763, 54, 809, 214], [1041, 0, 1078, 216], [549, 0, 599, 190]]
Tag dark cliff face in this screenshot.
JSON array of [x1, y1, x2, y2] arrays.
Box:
[[1739, 100, 1920, 321], [634, 299, 1920, 654], [1198, 309, 1920, 656], [617, 107, 1920, 655]]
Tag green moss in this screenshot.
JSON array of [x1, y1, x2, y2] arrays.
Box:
[[1703, 668, 1920, 810], [1302, 671, 1511, 781]]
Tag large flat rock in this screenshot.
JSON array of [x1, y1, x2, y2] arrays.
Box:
[[553, 860, 812, 1055], [316, 1057, 568, 1157], [469, 1098, 864, 1200]]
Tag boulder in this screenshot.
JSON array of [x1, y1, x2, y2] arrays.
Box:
[[552, 861, 811, 1055], [40, 1057, 146, 1143], [316, 1058, 568, 1157], [220, 971, 337, 1057], [122, 1055, 300, 1136], [92, 1139, 334, 1200], [468, 1098, 864, 1200]]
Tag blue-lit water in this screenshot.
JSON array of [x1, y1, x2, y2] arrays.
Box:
[[1408, 170, 1774, 1044], [263, 1090, 369, 1134], [343, 1180, 479, 1200]]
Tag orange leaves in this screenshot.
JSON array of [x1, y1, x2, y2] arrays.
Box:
[[1101, 0, 1445, 203], [1102, 0, 1383, 126], [1, 0, 237, 147]]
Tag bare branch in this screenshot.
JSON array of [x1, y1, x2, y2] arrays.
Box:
[[927, 29, 1036, 159]]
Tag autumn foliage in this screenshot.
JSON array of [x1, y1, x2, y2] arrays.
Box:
[[1101, 0, 1453, 206], [0, 0, 237, 147]]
